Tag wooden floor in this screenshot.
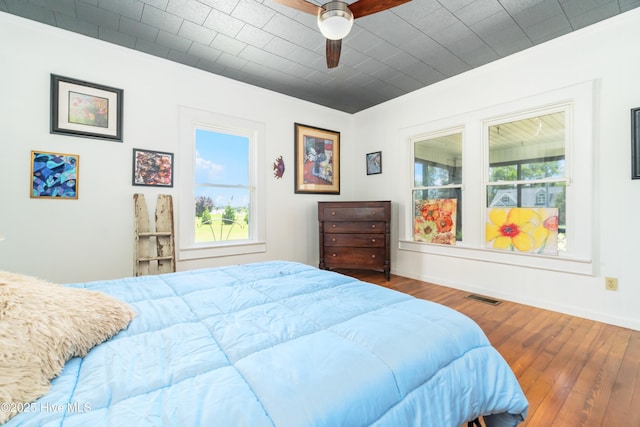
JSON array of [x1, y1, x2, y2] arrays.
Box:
[[337, 269, 640, 427]]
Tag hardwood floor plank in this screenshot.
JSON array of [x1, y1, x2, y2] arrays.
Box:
[[336, 269, 639, 427]]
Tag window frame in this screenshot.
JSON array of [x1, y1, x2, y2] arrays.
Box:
[[178, 107, 266, 260], [410, 126, 464, 243], [399, 81, 594, 275]]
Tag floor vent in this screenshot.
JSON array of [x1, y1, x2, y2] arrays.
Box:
[[466, 294, 502, 305]]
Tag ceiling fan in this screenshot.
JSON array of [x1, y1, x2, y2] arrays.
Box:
[[273, 0, 412, 68]]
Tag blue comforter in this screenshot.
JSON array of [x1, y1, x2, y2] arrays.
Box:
[[7, 261, 527, 426]]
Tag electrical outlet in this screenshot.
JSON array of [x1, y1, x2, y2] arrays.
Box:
[[605, 277, 618, 291]]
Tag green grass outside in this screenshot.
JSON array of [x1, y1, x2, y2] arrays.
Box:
[[195, 213, 248, 242]]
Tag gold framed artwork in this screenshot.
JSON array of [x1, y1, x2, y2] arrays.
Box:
[[294, 123, 340, 194], [30, 150, 79, 199]]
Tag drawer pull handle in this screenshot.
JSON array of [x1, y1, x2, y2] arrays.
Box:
[[371, 224, 376, 229], [371, 254, 376, 258], [371, 238, 376, 243], [331, 238, 336, 242], [331, 211, 336, 215], [371, 211, 376, 215], [332, 253, 337, 257], [332, 224, 337, 228]]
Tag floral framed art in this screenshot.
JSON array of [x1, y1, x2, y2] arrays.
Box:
[[50, 74, 123, 141], [132, 148, 174, 187], [366, 151, 382, 175], [294, 123, 340, 194], [30, 150, 79, 199]]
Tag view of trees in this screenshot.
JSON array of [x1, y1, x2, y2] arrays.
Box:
[[194, 197, 249, 242]]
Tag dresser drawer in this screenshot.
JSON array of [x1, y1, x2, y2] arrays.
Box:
[[320, 206, 388, 221], [324, 233, 384, 247], [323, 247, 385, 267], [324, 221, 385, 233]]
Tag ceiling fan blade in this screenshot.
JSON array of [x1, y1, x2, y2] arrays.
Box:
[[326, 39, 342, 68], [348, 0, 412, 19], [271, 0, 320, 15]]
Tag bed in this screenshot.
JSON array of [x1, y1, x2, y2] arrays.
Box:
[[1, 261, 527, 426]]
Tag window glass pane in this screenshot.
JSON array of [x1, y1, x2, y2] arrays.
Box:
[[414, 133, 462, 186], [413, 188, 462, 242], [194, 187, 249, 242], [488, 111, 565, 181], [195, 129, 250, 243], [487, 182, 566, 251], [195, 129, 248, 186]]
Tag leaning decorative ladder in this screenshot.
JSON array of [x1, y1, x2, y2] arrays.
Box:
[[133, 193, 176, 276]]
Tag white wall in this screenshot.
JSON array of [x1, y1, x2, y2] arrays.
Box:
[[0, 12, 354, 283], [353, 9, 640, 330]]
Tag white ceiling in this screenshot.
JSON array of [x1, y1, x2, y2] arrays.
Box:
[[2, 0, 638, 113]]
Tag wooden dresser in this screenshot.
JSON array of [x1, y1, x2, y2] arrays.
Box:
[[318, 201, 391, 280]]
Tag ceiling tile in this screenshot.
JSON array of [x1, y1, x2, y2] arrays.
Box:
[[188, 41, 222, 61], [98, 25, 137, 48], [231, 0, 275, 28], [201, 0, 238, 15], [203, 7, 244, 37], [211, 32, 247, 55], [76, 1, 120, 29], [56, 12, 98, 37], [178, 19, 216, 44], [167, 0, 211, 25], [99, 0, 144, 21], [235, 23, 274, 48], [263, 36, 319, 65], [157, 29, 192, 51], [135, 37, 171, 56], [167, 47, 201, 65], [119, 15, 158, 41], [141, 4, 182, 33], [140, 0, 168, 9]]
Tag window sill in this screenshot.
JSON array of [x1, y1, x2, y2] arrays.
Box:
[[178, 241, 266, 261], [398, 240, 593, 276]]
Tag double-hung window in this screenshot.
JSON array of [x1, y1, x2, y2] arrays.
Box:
[[485, 109, 568, 252], [411, 129, 463, 244], [179, 107, 265, 260]]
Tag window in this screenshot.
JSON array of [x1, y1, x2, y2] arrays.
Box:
[[411, 129, 462, 244], [194, 129, 250, 243], [179, 107, 265, 260], [486, 110, 567, 251]]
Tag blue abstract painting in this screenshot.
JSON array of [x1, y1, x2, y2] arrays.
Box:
[[31, 151, 79, 199]]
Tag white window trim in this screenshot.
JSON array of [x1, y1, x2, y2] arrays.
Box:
[[178, 106, 266, 260], [398, 81, 594, 276]]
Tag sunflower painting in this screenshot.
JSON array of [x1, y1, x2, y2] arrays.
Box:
[[414, 199, 457, 245], [486, 207, 559, 254]]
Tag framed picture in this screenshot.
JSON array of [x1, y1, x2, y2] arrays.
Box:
[[632, 107, 640, 179], [294, 123, 340, 194], [30, 150, 79, 199], [366, 151, 382, 175], [50, 74, 123, 141], [132, 148, 174, 187]]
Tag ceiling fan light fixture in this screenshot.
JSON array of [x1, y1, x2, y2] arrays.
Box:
[[317, 1, 354, 40]]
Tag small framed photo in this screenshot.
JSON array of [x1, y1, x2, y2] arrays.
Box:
[[632, 107, 640, 179], [294, 123, 340, 194], [51, 74, 123, 141], [132, 148, 174, 187], [30, 150, 79, 199], [366, 151, 382, 175]]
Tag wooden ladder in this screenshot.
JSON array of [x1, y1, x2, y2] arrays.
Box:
[[133, 193, 176, 276]]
